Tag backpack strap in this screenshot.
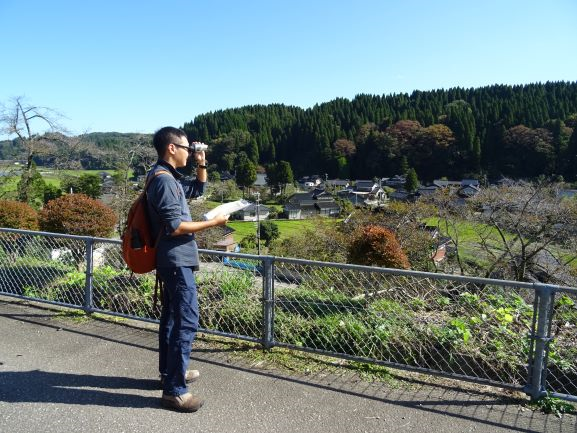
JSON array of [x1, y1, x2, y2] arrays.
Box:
[[144, 169, 171, 190], [146, 169, 170, 311], [145, 169, 171, 247], [153, 274, 164, 312]]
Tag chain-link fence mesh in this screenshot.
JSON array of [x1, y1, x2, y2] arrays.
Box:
[[544, 288, 577, 398], [0, 230, 86, 306], [272, 259, 536, 387], [197, 252, 263, 341], [90, 240, 159, 320], [1, 228, 576, 402]]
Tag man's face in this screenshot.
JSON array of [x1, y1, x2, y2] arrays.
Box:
[[172, 136, 190, 168]]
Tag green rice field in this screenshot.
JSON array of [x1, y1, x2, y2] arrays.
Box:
[[227, 219, 332, 242], [0, 167, 128, 193]]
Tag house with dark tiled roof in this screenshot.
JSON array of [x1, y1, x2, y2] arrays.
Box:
[[325, 179, 350, 190], [284, 189, 340, 219], [236, 203, 270, 221], [457, 184, 481, 198], [315, 200, 340, 216], [354, 180, 378, 193], [461, 179, 480, 187], [220, 171, 235, 181], [211, 226, 238, 252], [297, 175, 322, 189], [417, 185, 440, 197], [429, 178, 482, 200], [432, 178, 481, 189], [338, 180, 386, 206], [383, 175, 406, 188], [389, 189, 412, 202], [284, 203, 302, 220]]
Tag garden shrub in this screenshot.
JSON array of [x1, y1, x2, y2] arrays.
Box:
[[39, 193, 117, 237], [347, 224, 410, 269], [0, 200, 39, 230]]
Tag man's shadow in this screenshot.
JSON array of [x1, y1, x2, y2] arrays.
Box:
[[0, 370, 160, 408]]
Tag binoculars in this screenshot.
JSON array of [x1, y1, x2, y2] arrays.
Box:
[[192, 142, 208, 152]]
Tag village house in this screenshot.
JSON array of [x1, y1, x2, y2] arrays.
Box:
[[421, 223, 454, 265], [211, 226, 238, 252], [457, 184, 481, 198], [418, 179, 482, 200], [284, 188, 340, 219], [101, 176, 115, 194], [219, 170, 235, 181], [339, 180, 386, 206], [235, 203, 270, 221], [417, 185, 440, 197], [433, 179, 462, 188], [324, 179, 350, 191], [388, 189, 416, 202], [382, 175, 406, 188], [297, 175, 323, 189]]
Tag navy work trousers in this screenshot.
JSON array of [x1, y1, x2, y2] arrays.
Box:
[[157, 266, 199, 396]]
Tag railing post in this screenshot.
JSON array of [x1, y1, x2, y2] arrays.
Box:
[[84, 238, 95, 313], [261, 256, 275, 349], [525, 283, 555, 401]]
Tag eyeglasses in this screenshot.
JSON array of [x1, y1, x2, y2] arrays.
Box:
[[172, 143, 192, 153]]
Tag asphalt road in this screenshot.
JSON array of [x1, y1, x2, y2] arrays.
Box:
[[0, 296, 574, 433]]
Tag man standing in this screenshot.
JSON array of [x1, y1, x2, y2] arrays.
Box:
[[147, 126, 228, 412]]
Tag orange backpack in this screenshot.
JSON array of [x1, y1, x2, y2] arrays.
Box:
[[121, 170, 169, 274]]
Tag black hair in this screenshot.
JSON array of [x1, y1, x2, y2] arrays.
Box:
[[152, 126, 187, 157]]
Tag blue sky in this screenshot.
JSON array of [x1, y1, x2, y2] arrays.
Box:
[[1, 0, 576, 138]]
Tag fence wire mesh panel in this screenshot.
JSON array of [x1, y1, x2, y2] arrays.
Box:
[[0, 230, 86, 306], [197, 252, 264, 341], [544, 288, 577, 399], [90, 240, 159, 320], [272, 258, 536, 388], [1, 228, 577, 402]]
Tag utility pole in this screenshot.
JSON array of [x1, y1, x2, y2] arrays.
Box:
[[255, 192, 261, 255]]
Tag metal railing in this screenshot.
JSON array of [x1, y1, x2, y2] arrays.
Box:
[[1, 227, 576, 403]]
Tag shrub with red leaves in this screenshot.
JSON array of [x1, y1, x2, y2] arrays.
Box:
[[347, 224, 410, 269], [0, 200, 39, 230], [39, 194, 117, 237]]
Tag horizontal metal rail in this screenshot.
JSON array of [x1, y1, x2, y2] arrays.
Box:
[[1, 227, 575, 403]]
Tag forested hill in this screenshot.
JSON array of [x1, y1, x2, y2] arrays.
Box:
[[183, 81, 577, 182]]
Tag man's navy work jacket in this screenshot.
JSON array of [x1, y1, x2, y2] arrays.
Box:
[[146, 159, 205, 269]]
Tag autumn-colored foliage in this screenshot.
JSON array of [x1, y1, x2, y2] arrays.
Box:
[[347, 224, 410, 269], [39, 194, 117, 237], [0, 200, 39, 230]]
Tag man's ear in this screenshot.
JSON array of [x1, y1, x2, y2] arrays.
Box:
[[164, 143, 176, 158]]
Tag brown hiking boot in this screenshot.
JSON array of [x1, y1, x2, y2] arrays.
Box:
[[161, 392, 204, 412], [159, 369, 200, 388]]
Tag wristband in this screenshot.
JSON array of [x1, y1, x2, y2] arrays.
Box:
[[198, 164, 207, 169]]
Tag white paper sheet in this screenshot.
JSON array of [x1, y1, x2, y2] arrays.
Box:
[[203, 199, 251, 220]]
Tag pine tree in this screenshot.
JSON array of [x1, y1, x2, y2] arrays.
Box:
[[235, 153, 257, 196], [564, 128, 577, 181], [405, 168, 419, 192], [400, 156, 409, 175]]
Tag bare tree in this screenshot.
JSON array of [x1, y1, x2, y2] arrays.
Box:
[[0, 96, 68, 202], [420, 188, 469, 274], [109, 140, 157, 236], [469, 181, 577, 284]]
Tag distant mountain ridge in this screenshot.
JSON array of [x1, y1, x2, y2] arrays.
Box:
[[182, 81, 577, 181], [1, 82, 576, 181]]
